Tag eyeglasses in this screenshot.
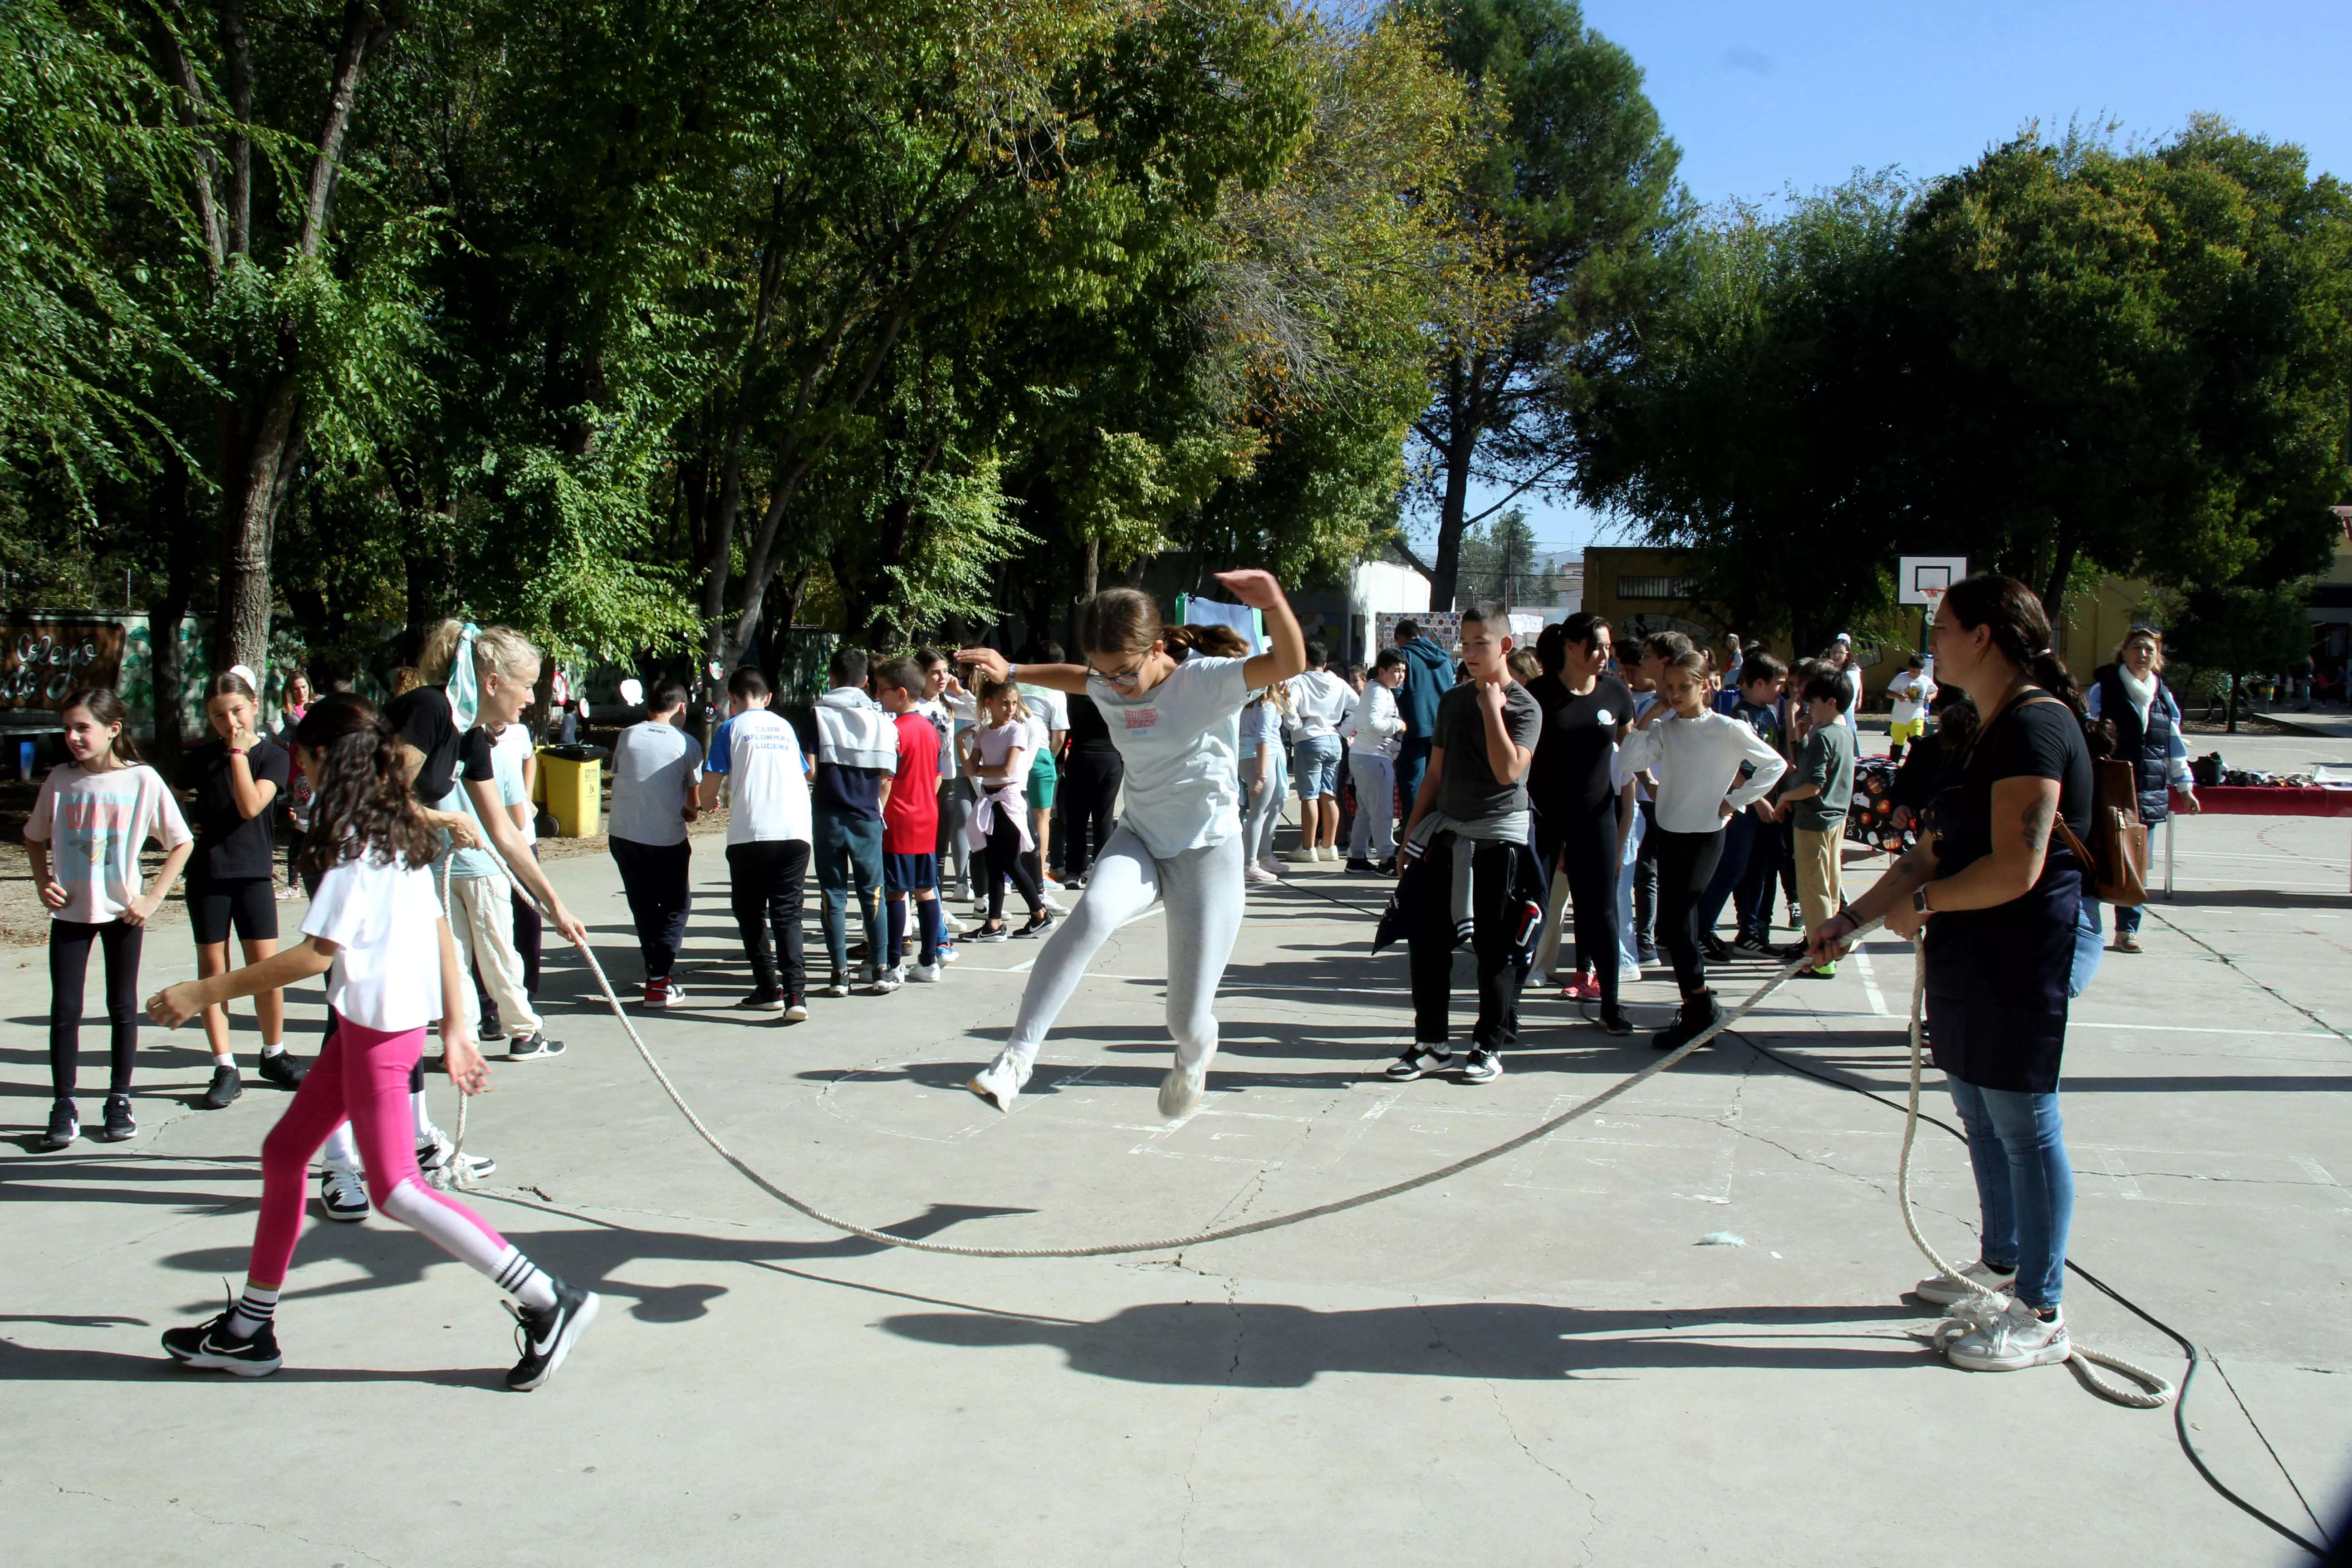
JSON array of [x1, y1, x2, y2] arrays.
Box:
[[1088, 657, 1147, 688]]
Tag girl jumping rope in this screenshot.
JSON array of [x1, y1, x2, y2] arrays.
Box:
[[956, 569, 1305, 1121], [30, 689, 194, 1148], [149, 693, 598, 1389]]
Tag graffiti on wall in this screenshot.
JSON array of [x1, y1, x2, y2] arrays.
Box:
[[0, 622, 127, 710]]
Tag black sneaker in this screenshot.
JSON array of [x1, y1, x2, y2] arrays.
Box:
[[1637, 944, 1658, 965], [1374, 858, 1398, 876], [478, 1011, 506, 1043], [505, 1032, 565, 1062], [197, 1064, 242, 1109], [1013, 910, 1053, 939], [972, 922, 1009, 943], [506, 1277, 601, 1392], [1458, 1046, 1503, 1083], [781, 995, 809, 1023], [41, 1098, 77, 1150], [1385, 1044, 1452, 1081], [1345, 857, 1376, 873], [318, 1163, 370, 1222], [98, 1094, 136, 1142], [735, 990, 786, 1012], [161, 1298, 283, 1377], [1650, 993, 1724, 1053], [255, 1049, 308, 1089], [1730, 933, 1774, 957], [1597, 1009, 1634, 1037], [1699, 933, 1730, 964]]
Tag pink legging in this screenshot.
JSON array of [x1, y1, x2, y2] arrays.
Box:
[[249, 1014, 508, 1289]]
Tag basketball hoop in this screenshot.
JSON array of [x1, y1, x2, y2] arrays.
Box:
[[1921, 584, 1946, 627]]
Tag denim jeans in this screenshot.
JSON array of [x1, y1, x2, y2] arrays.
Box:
[[1292, 733, 1343, 799], [2112, 900, 2142, 936], [1946, 1078, 2075, 1309], [2068, 898, 2104, 999], [812, 809, 884, 978]]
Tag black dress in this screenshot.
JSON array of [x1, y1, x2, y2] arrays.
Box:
[[1921, 694, 2092, 1094]]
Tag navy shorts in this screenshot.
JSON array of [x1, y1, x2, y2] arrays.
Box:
[[884, 852, 938, 895]]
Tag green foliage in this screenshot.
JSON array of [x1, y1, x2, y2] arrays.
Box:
[[1573, 123, 2352, 648]]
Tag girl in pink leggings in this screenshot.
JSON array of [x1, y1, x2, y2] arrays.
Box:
[[148, 693, 598, 1391]]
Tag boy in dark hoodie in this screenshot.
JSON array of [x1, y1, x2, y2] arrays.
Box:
[[811, 647, 898, 997]]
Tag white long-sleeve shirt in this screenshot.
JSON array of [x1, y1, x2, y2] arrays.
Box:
[[1339, 681, 1403, 760], [1616, 708, 1788, 834]]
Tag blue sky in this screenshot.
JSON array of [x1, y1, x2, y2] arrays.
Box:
[[1448, 0, 2352, 559]]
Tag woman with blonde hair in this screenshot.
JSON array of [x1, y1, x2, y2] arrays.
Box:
[[955, 570, 1305, 1120]]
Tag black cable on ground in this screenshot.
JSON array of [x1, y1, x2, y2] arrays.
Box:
[[1728, 1025, 2329, 1560]]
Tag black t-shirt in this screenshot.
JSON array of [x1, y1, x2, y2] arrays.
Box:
[[1930, 696, 2092, 881], [177, 737, 292, 881], [1066, 694, 1118, 755], [1526, 672, 1633, 821], [387, 686, 495, 806], [1433, 679, 1542, 823]]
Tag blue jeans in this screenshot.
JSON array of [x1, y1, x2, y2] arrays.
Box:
[[2112, 901, 2141, 936], [2069, 899, 2104, 998], [1946, 1078, 2074, 1309], [1293, 733, 1343, 799], [1696, 808, 1759, 936], [813, 809, 884, 977]]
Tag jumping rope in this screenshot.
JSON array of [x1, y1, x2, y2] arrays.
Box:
[[441, 824, 2171, 1401]]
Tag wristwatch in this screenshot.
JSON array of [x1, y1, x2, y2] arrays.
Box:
[[1913, 886, 1932, 915]]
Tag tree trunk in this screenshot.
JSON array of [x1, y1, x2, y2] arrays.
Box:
[[2226, 671, 2239, 735], [1425, 356, 1485, 612], [2040, 525, 2078, 623], [218, 373, 301, 672]]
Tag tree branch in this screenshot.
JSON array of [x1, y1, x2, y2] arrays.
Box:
[[298, 3, 397, 259]]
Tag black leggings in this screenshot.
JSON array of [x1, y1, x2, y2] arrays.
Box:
[[1059, 748, 1123, 879], [49, 918, 143, 1099], [1555, 809, 1622, 1012], [983, 813, 1043, 923], [1651, 824, 1726, 999]]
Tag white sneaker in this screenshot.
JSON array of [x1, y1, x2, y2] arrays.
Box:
[[822, 976, 852, 999], [968, 1050, 1031, 1113], [1257, 856, 1284, 877], [1040, 891, 1067, 913], [417, 1133, 496, 1185], [868, 965, 903, 995], [318, 1162, 369, 1222], [1157, 1053, 1213, 1119], [908, 961, 942, 983], [1318, 845, 1340, 862], [1245, 865, 1279, 886], [1283, 847, 1320, 865], [1915, 1259, 2019, 1306], [1943, 1298, 2069, 1372]]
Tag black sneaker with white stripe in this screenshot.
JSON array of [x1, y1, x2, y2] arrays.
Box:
[[161, 1298, 283, 1377], [506, 1277, 600, 1392]]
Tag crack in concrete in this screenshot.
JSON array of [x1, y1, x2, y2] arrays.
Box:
[[1411, 1296, 1600, 1563], [47, 1481, 394, 1568], [1172, 1272, 1245, 1568]]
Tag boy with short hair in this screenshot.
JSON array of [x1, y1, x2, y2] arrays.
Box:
[[1342, 650, 1407, 872], [1885, 654, 1934, 764], [1777, 673, 1855, 976], [698, 667, 814, 1021], [1695, 652, 1787, 958], [875, 660, 947, 985], [1387, 603, 1542, 1087]]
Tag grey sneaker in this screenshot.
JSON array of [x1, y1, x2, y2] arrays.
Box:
[[1157, 1055, 1212, 1120], [1916, 1260, 2019, 1306], [505, 1032, 565, 1062]]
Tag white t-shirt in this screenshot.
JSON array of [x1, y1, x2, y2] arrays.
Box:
[[1887, 671, 1935, 725], [707, 706, 811, 845], [1616, 709, 1789, 835], [1286, 669, 1354, 739], [1085, 654, 1251, 858], [26, 763, 191, 925], [1016, 683, 1068, 737], [610, 719, 704, 847], [303, 853, 446, 1032], [493, 724, 538, 845]]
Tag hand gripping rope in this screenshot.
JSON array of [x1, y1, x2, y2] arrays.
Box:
[[443, 839, 2171, 1406]]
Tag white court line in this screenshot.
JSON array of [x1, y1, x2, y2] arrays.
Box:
[[1848, 946, 1891, 1017]]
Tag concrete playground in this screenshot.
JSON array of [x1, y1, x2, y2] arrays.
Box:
[[4, 730, 2349, 1567]]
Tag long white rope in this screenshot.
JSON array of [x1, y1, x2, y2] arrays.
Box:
[[439, 824, 2173, 1401], [1890, 930, 2175, 1407]]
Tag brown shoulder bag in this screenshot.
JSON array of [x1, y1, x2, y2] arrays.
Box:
[[2015, 697, 2146, 906]]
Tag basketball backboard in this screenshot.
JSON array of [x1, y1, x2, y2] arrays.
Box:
[[1898, 556, 1966, 606]]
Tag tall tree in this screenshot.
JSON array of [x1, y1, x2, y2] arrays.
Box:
[[1398, 0, 1680, 610]]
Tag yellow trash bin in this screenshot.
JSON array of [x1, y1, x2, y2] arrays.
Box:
[[537, 744, 607, 838]]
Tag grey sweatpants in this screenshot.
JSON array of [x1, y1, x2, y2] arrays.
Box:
[[1005, 826, 1245, 1072]]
